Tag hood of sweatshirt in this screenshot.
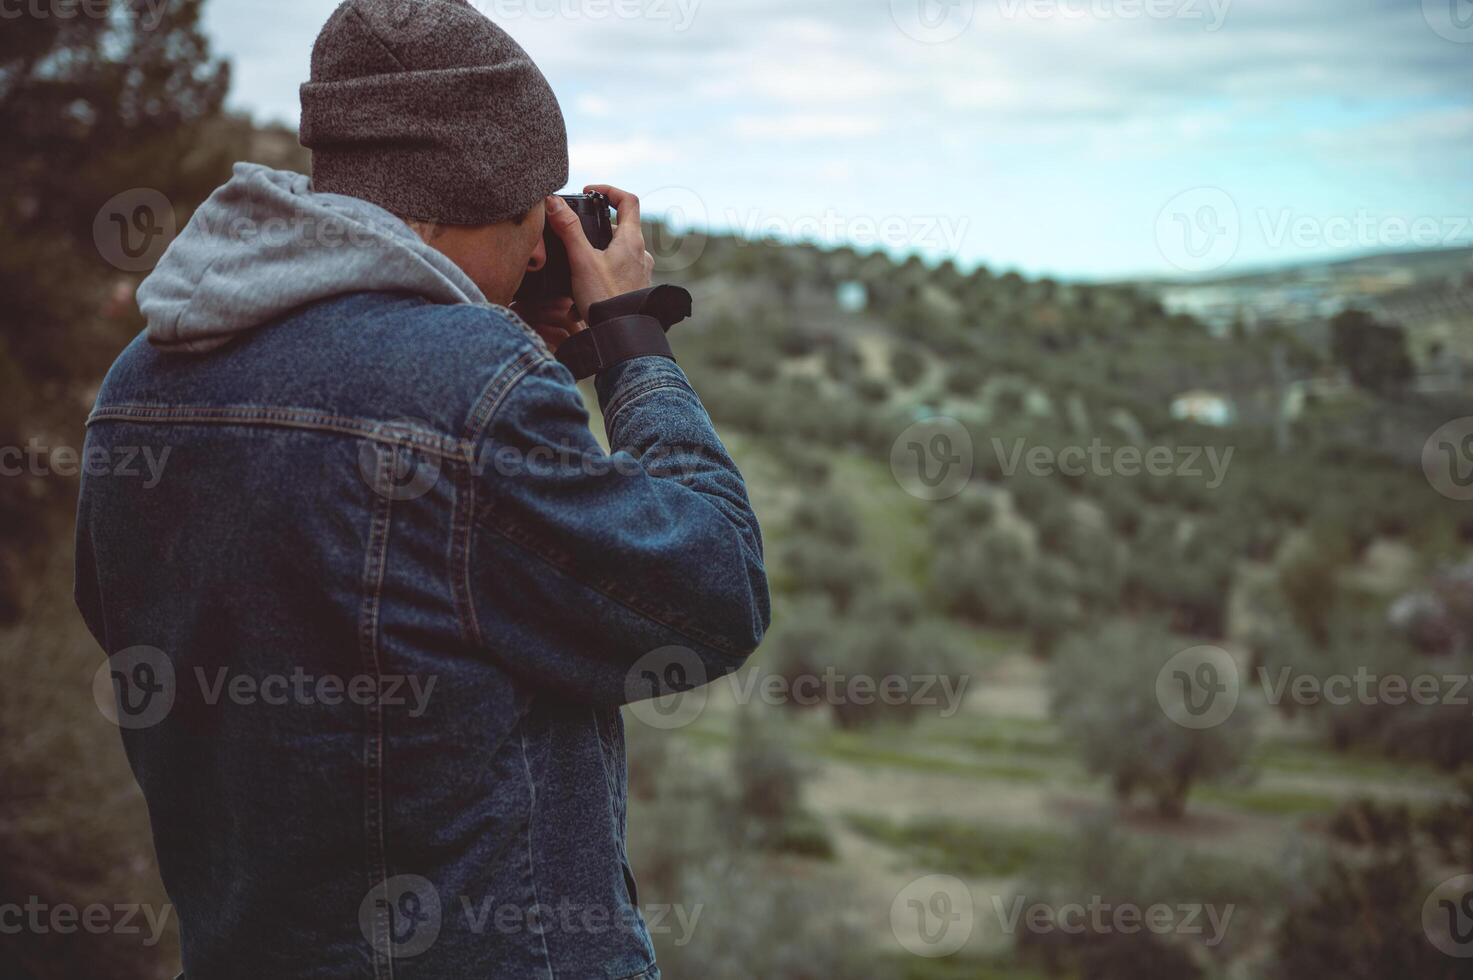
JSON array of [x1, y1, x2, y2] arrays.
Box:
[[137, 162, 487, 353]]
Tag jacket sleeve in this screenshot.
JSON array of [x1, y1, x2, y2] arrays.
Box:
[[465, 351, 770, 706]]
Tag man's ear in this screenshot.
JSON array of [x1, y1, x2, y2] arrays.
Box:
[[526, 229, 548, 272]]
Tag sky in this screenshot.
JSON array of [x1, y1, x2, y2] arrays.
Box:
[[202, 0, 1473, 281]]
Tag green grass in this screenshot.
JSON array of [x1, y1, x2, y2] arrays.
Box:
[[845, 812, 1069, 877], [827, 451, 932, 587], [938, 728, 1070, 760], [1254, 739, 1449, 785], [820, 730, 1052, 783], [678, 727, 735, 749], [963, 626, 1029, 658], [768, 810, 837, 860], [674, 682, 1459, 824], [1195, 785, 1346, 817], [676, 718, 1058, 782]]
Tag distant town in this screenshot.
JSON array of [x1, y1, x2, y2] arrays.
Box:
[[1142, 246, 1473, 392]]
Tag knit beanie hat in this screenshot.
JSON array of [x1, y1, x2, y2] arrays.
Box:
[[299, 0, 568, 225]]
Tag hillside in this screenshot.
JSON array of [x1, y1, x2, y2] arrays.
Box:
[[1140, 246, 1473, 355], [610, 229, 1473, 976], [4, 143, 1470, 979]]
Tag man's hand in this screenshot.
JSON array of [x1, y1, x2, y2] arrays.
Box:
[[511, 296, 585, 353], [544, 185, 655, 316]]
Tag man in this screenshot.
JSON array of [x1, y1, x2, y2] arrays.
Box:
[[73, 1, 769, 977]]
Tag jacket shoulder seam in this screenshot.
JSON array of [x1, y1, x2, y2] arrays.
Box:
[[462, 346, 548, 445], [86, 405, 477, 461]]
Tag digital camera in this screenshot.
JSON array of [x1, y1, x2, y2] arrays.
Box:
[[514, 192, 614, 303]]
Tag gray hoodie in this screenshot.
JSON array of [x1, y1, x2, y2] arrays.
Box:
[[137, 162, 488, 353]]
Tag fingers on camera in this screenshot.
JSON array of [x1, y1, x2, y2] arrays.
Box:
[[586, 184, 642, 234]]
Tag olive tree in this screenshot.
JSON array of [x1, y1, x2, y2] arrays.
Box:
[[1049, 620, 1258, 818]]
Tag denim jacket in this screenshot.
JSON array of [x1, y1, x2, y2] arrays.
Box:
[[74, 165, 769, 979]]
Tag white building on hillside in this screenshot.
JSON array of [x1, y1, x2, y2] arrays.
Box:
[[1170, 390, 1238, 427]]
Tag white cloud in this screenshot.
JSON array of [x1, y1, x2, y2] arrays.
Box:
[[204, 0, 1473, 276], [731, 113, 886, 140], [567, 136, 671, 170], [575, 94, 614, 117]]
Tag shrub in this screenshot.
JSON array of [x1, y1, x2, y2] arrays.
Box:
[[776, 330, 817, 357], [855, 376, 890, 404], [776, 538, 880, 612], [1421, 773, 1473, 867], [1273, 848, 1453, 979], [1329, 308, 1414, 394], [729, 710, 810, 829], [760, 594, 840, 690], [789, 490, 862, 549], [822, 342, 864, 383], [1257, 606, 1433, 755], [645, 861, 870, 980], [1124, 517, 1232, 636], [1276, 527, 1354, 647], [933, 525, 1034, 627], [1049, 620, 1258, 817], [1375, 668, 1473, 771], [945, 363, 984, 396], [827, 615, 970, 730], [927, 492, 998, 542], [891, 347, 927, 387], [1014, 819, 1280, 977]]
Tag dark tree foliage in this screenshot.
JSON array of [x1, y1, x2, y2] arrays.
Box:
[[1275, 792, 1472, 980], [0, 1, 238, 622], [1329, 308, 1414, 393]]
